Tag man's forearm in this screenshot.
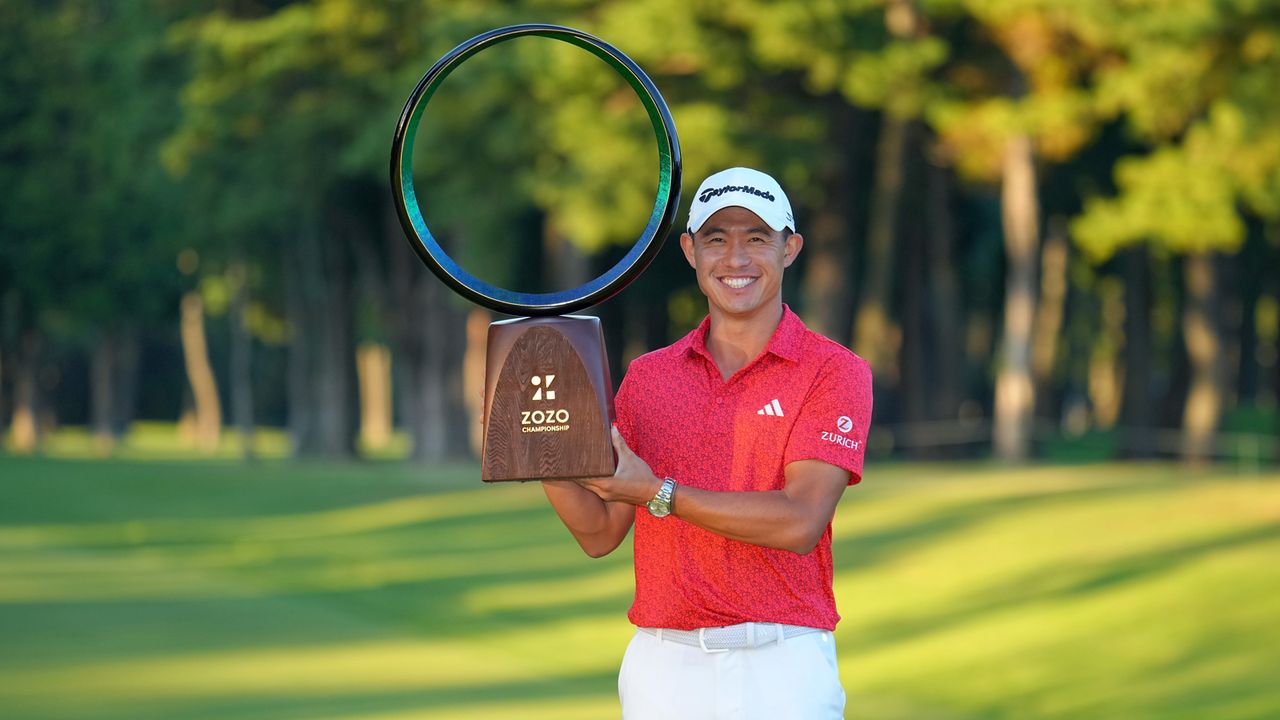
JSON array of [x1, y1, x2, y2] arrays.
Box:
[[669, 485, 831, 555], [541, 480, 634, 557], [578, 437, 849, 555]]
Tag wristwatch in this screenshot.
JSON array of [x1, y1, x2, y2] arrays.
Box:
[[646, 477, 677, 518]]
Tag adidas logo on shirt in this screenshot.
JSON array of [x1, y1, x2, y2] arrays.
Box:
[[756, 399, 784, 417]]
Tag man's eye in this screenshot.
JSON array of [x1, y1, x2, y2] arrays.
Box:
[[750, 236, 767, 243]]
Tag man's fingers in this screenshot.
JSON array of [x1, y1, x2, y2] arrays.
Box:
[[611, 425, 631, 457]]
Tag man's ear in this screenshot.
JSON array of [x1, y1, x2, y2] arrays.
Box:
[[782, 232, 804, 268], [680, 232, 696, 269]]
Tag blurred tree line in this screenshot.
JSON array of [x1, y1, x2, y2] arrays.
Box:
[[1, 0, 1278, 464]]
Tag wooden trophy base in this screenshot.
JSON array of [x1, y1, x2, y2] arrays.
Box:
[[481, 315, 616, 482]]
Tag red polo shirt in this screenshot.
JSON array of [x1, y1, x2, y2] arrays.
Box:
[[615, 305, 873, 631]]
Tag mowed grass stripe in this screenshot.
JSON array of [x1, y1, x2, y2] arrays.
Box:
[[0, 457, 1276, 719]]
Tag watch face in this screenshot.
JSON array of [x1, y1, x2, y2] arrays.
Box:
[[647, 478, 675, 518]]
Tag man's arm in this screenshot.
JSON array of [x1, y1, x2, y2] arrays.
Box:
[[478, 378, 635, 559], [579, 427, 849, 555], [541, 479, 636, 558]]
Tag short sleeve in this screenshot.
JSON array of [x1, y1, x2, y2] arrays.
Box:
[[783, 353, 873, 484]]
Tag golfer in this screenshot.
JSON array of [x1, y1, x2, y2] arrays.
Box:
[[542, 167, 873, 719]]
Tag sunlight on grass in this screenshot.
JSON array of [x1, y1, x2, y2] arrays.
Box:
[[2, 617, 629, 700], [1, 457, 1277, 719], [28, 422, 294, 460], [464, 565, 635, 613], [10, 422, 417, 461], [306, 696, 621, 720], [832, 466, 1280, 720], [0, 485, 591, 603], [0, 485, 537, 549]]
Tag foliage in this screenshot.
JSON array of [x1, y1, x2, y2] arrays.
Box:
[[1072, 1, 1280, 260], [3, 0, 1279, 459], [0, 2, 188, 341]]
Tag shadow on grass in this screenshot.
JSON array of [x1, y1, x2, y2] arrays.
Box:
[[831, 475, 1170, 573], [7, 662, 622, 720], [0, 468, 638, 676], [6, 457, 1276, 720], [837, 483, 1280, 656]]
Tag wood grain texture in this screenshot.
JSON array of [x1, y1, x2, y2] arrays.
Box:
[[482, 317, 615, 482]]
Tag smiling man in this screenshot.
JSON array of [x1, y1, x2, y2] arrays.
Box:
[[541, 167, 873, 719]]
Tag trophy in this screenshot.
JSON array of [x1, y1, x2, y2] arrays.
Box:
[[390, 25, 682, 482]]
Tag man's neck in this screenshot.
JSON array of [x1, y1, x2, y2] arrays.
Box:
[[705, 303, 784, 381]]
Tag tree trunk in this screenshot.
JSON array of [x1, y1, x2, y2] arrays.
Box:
[[1220, 253, 1243, 415], [994, 134, 1040, 461], [180, 292, 222, 454], [228, 261, 255, 459], [1181, 252, 1226, 463], [90, 329, 116, 455], [852, 114, 910, 383], [285, 220, 356, 458], [800, 102, 863, 343], [900, 202, 930, 431], [0, 347, 5, 440], [357, 341, 393, 452], [283, 236, 315, 455], [386, 203, 469, 463], [112, 327, 139, 437], [8, 331, 41, 454], [1234, 237, 1262, 406], [1274, 289, 1280, 466], [1032, 218, 1069, 422], [899, 124, 932, 448], [1120, 245, 1154, 457], [1089, 278, 1124, 429], [90, 327, 140, 452], [405, 276, 467, 462], [851, 0, 926, 371], [924, 147, 964, 425], [318, 224, 356, 458]]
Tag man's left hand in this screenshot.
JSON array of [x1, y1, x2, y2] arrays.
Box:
[[577, 426, 662, 506]]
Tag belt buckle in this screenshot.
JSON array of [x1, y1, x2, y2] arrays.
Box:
[[697, 627, 730, 654]]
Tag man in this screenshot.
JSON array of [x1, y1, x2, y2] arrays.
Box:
[[542, 167, 873, 719]]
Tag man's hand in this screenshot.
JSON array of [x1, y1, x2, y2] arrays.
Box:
[[539, 425, 644, 558], [577, 426, 662, 506]]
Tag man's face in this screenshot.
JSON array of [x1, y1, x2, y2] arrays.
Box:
[[680, 206, 803, 320]]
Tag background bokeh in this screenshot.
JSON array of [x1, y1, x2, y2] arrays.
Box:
[[1, 1, 1278, 718]]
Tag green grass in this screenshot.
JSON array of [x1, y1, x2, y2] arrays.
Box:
[[0, 456, 1277, 719], [9, 421, 415, 462]]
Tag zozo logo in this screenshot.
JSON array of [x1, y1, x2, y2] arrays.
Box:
[[531, 374, 556, 401], [522, 408, 570, 425], [523, 373, 569, 430]]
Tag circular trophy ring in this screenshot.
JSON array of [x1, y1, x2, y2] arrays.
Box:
[[390, 24, 682, 317]]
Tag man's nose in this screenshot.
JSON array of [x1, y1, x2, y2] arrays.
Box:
[[725, 239, 751, 266]]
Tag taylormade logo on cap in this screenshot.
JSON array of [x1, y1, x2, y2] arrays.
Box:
[[698, 184, 775, 204], [688, 167, 796, 234]]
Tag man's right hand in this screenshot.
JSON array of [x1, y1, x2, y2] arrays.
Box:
[[577, 426, 663, 507]]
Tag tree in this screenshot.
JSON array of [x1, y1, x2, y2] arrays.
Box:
[[0, 1, 188, 453], [1072, 0, 1280, 461]]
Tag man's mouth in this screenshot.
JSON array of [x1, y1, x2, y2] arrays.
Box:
[[719, 276, 757, 289]]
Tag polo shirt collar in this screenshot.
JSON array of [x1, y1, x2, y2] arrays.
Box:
[[681, 304, 805, 365]]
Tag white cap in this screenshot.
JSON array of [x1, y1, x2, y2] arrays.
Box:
[[687, 167, 795, 234]]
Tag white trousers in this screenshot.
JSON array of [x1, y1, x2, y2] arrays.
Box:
[[618, 626, 846, 719]]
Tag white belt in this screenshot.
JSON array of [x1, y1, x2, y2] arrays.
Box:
[[640, 622, 822, 653]]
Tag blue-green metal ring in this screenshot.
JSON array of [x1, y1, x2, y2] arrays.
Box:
[[390, 24, 682, 316]]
